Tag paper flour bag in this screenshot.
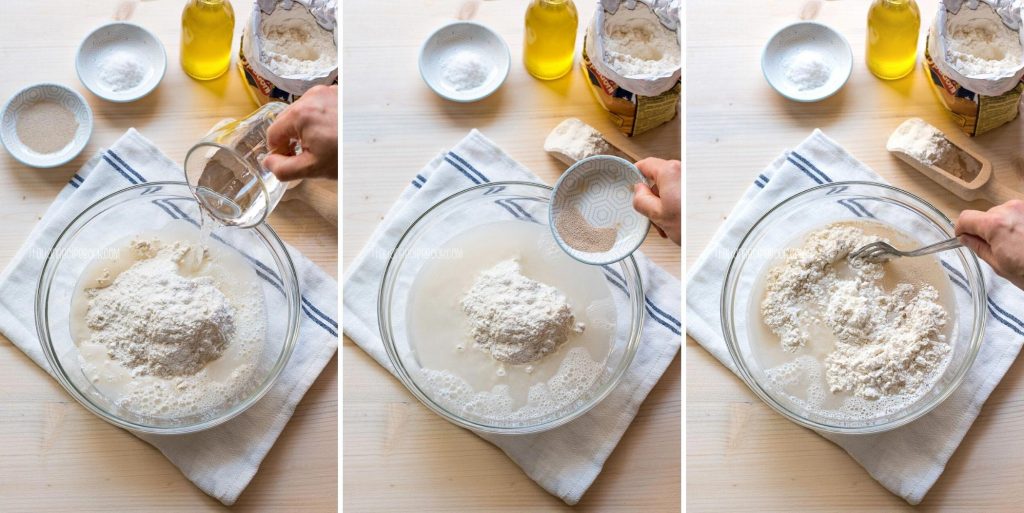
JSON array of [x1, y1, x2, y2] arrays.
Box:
[[582, 0, 681, 136], [239, 0, 338, 105], [924, 0, 1024, 135]]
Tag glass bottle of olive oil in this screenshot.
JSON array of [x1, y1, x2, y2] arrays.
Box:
[[866, 0, 921, 80], [524, 0, 578, 80], [181, 0, 235, 80]]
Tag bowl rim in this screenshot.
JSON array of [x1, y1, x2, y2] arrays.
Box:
[[76, 21, 168, 103], [378, 180, 645, 434], [720, 180, 986, 434], [0, 82, 93, 169], [761, 20, 853, 103], [548, 154, 651, 266], [35, 181, 300, 434], [418, 20, 511, 103]]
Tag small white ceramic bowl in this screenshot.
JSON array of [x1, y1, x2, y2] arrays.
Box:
[[762, 21, 852, 102], [76, 22, 167, 103], [549, 155, 651, 266], [0, 83, 93, 168], [419, 21, 510, 102]]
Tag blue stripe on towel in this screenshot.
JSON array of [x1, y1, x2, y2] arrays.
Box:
[[645, 296, 681, 328], [102, 155, 140, 184], [602, 265, 679, 334], [790, 152, 832, 183], [601, 267, 629, 296], [941, 260, 1024, 335], [444, 156, 482, 184], [500, 198, 537, 222], [836, 199, 864, 218], [648, 309, 681, 335], [150, 198, 181, 220], [786, 156, 823, 184], [302, 304, 338, 337], [302, 296, 338, 329], [448, 152, 489, 183], [108, 150, 146, 184], [847, 199, 875, 218], [493, 199, 523, 219]]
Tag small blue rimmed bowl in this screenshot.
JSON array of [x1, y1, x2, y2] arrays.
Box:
[[0, 83, 93, 168], [549, 155, 650, 266]]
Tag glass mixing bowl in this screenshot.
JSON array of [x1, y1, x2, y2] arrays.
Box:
[[379, 181, 644, 434], [722, 181, 985, 434], [36, 182, 299, 434]]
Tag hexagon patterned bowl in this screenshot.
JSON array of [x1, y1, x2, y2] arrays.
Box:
[[549, 155, 650, 265]]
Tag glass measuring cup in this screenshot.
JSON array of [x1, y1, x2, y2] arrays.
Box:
[[184, 101, 294, 228]]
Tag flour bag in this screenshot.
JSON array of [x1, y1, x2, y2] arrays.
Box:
[[582, 0, 681, 136], [239, 0, 338, 105], [925, 0, 1024, 135]]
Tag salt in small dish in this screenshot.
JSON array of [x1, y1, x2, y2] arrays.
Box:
[[762, 21, 852, 102], [549, 155, 651, 266], [76, 22, 167, 103], [419, 21, 511, 103], [0, 83, 93, 169]]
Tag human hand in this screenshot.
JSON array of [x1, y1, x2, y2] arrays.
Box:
[[955, 199, 1024, 291], [632, 157, 681, 246], [263, 85, 339, 181]]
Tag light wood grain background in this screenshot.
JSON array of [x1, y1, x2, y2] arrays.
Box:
[[0, 1, 337, 510], [342, 1, 680, 511], [687, 1, 1024, 511]]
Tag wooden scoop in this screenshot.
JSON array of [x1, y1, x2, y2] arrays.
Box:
[[888, 122, 1024, 205], [283, 179, 338, 226]]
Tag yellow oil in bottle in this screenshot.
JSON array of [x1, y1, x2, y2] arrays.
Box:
[[866, 0, 921, 80], [181, 0, 235, 81], [524, 0, 578, 80]]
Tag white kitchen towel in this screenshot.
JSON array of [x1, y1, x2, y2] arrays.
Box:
[[686, 129, 1024, 505], [342, 129, 681, 505], [0, 129, 339, 505]]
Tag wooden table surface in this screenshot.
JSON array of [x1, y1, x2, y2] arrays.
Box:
[[0, 1, 337, 510], [342, 1, 680, 510], [687, 1, 1024, 511]]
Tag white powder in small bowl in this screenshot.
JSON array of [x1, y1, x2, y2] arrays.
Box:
[[783, 50, 832, 91], [441, 50, 491, 91], [98, 50, 146, 92]]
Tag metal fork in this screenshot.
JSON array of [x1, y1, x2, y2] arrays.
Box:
[[848, 236, 963, 263]]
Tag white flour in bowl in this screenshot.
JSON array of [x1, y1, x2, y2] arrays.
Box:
[[72, 225, 266, 419], [85, 239, 235, 378], [461, 259, 585, 365], [760, 223, 951, 401], [407, 221, 616, 425]]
